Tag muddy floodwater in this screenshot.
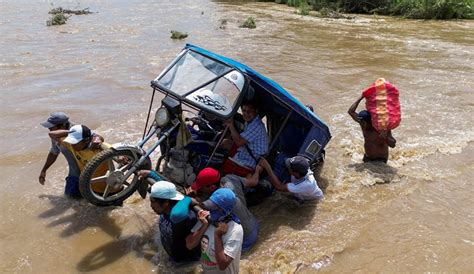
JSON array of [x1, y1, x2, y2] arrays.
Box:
[[1, 0, 473, 273]]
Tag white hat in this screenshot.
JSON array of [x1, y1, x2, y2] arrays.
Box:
[[63, 125, 92, 145], [224, 71, 244, 91], [150, 181, 184, 201]]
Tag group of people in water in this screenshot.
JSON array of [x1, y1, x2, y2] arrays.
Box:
[[38, 96, 396, 273]]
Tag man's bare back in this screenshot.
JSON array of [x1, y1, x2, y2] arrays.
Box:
[[348, 95, 396, 163], [360, 121, 395, 162]]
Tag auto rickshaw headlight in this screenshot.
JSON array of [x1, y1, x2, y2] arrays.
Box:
[[155, 107, 170, 127]]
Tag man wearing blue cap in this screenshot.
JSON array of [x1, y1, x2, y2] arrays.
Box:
[[186, 188, 243, 273], [40, 113, 104, 197], [149, 181, 200, 263], [348, 95, 396, 163], [39, 112, 82, 197], [259, 156, 323, 201]]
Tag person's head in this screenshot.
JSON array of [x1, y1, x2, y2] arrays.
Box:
[[202, 188, 236, 223], [149, 181, 184, 215], [41, 112, 70, 131], [358, 110, 371, 125], [241, 100, 258, 123], [285, 155, 309, 178], [191, 167, 220, 195], [63, 125, 92, 151]]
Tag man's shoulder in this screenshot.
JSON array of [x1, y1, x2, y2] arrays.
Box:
[[229, 221, 244, 235]]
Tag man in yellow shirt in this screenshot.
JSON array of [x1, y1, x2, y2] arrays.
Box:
[[50, 125, 111, 194]]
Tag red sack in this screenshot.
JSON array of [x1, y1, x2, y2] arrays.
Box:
[[362, 78, 401, 132]]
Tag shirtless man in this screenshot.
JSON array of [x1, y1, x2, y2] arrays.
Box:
[[348, 95, 396, 163]]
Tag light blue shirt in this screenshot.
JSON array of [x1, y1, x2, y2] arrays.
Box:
[[50, 139, 80, 177]]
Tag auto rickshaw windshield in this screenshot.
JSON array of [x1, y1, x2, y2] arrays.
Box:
[[155, 50, 245, 117]]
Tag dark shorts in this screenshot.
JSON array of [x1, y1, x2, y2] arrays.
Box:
[[363, 154, 387, 164], [65, 176, 82, 197]]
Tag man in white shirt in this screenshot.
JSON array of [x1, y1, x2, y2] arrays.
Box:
[[259, 156, 323, 201], [186, 188, 243, 273]]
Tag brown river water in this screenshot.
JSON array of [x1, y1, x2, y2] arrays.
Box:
[[1, 0, 473, 273]]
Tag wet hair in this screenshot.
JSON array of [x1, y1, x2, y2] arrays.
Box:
[[57, 122, 70, 130], [306, 105, 314, 112], [358, 110, 371, 122], [241, 100, 258, 111], [150, 197, 178, 207]]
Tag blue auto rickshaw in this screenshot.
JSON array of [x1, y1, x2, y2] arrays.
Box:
[[79, 44, 331, 206]]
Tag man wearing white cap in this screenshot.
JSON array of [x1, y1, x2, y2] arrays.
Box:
[[49, 124, 109, 194], [149, 181, 200, 262]]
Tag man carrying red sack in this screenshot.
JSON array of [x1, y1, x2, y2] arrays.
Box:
[[348, 95, 397, 163]]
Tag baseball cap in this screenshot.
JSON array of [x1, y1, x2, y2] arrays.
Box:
[[358, 110, 371, 122], [63, 125, 92, 145], [41, 112, 69, 128], [150, 181, 184, 201], [191, 168, 220, 191], [285, 155, 309, 176], [202, 188, 236, 211]]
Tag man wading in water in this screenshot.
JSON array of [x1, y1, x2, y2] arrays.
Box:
[[348, 95, 396, 163], [39, 113, 103, 197]]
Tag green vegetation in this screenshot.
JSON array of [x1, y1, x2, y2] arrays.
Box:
[[265, 0, 473, 19], [317, 7, 354, 19], [46, 13, 68, 26], [46, 7, 93, 26], [296, 1, 311, 15], [49, 7, 92, 15], [389, 0, 473, 19], [240, 17, 257, 28], [170, 30, 188, 40]]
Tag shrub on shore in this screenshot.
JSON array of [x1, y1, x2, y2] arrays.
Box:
[[46, 7, 93, 26], [296, 1, 311, 15], [170, 30, 188, 40], [266, 0, 473, 19], [240, 17, 256, 28], [389, 0, 473, 19], [46, 13, 68, 26]]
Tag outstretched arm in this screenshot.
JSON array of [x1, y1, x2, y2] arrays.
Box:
[[39, 152, 59, 185], [348, 95, 364, 123], [48, 129, 69, 141], [258, 159, 288, 192], [244, 165, 263, 188]]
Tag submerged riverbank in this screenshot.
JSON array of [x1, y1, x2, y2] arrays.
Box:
[[1, 0, 473, 272]]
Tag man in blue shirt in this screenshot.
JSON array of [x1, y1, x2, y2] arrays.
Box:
[[222, 100, 268, 177]]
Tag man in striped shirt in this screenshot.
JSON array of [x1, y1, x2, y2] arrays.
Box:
[[222, 100, 268, 177]]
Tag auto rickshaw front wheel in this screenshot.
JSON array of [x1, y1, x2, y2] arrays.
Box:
[[79, 148, 151, 207]]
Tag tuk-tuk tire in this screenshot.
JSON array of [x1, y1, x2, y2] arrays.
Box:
[[79, 148, 151, 207]]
